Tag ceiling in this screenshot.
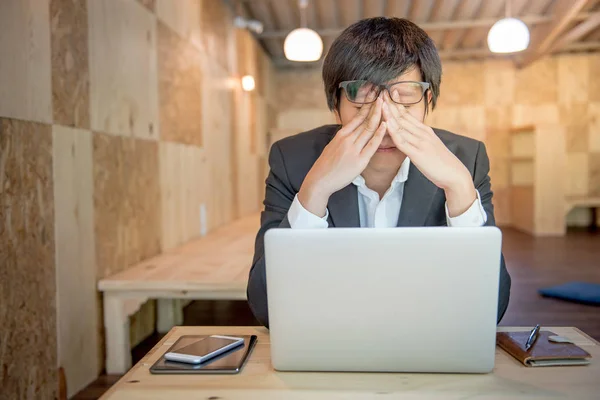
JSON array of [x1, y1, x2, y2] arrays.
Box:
[[235, 0, 600, 68]]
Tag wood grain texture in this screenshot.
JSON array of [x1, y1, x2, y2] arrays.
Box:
[[589, 54, 600, 102], [589, 102, 600, 152], [275, 70, 329, 111], [0, 0, 52, 123], [88, 0, 158, 139], [561, 103, 590, 152], [156, 0, 202, 50], [52, 125, 97, 398], [492, 188, 511, 226], [157, 20, 203, 146], [557, 55, 589, 105], [510, 186, 534, 234], [515, 58, 557, 104], [201, 0, 232, 72], [51, 0, 90, 129], [511, 130, 535, 159], [489, 157, 509, 190], [201, 60, 235, 229], [534, 125, 566, 235], [590, 153, 600, 197], [567, 153, 589, 197], [93, 132, 161, 278], [484, 60, 515, 107], [159, 141, 208, 251], [98, 213, 260, 294], [137, 0, 156, 13], [439, 62, 484, 106], [101, 326, 600, 400], [0, 118, 56, 399], [511, 161, 535, 187]]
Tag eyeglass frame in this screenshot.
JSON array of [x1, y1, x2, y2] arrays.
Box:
[[338, 80, 431, 106]]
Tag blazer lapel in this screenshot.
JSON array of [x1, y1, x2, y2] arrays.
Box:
[[327, 184, 360, 227], [397, 163, 440, 227]]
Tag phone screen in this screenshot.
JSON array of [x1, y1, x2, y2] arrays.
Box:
[[175, 336, 241, 357]]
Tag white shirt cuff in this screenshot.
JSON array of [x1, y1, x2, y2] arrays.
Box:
[[288, 194, 329, 229], [445, 190, 488, 227]]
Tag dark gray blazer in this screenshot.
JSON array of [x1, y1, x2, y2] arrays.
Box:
[[247, 124, 511, 328]]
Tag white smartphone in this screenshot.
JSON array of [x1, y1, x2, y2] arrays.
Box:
[[163, 335, 245, 364]]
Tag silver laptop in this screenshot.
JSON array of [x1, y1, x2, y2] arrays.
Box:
[[264, 227, 502, 373]]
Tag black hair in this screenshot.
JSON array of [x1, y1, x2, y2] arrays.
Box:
[[322, 17, 442, 113]]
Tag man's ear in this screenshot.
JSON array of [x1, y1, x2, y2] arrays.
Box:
[[427, 90, 433, 104]]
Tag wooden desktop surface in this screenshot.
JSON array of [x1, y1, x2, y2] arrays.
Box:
[[100, 326, 599, 400]]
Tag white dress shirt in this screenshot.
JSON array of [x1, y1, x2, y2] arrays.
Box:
[[288, 157, 488, 229]]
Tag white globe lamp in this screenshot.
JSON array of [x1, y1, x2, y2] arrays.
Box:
[[284, 27, 323, 62], [487, 17, 530, 53]]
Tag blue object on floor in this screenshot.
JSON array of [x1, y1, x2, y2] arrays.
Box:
[[538, 282, 600, 305]]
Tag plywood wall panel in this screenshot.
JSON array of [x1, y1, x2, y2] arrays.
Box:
[[439, 62, 484, 106], [0, 0, 52, 123], [515, 58, 557, 105], [51, 0, 90, 129], [561, 103, 589, 152], [88, 0, 158, 139], [276, 70, 329, 110], [511, 161, 535, 186], [159, 141, 208, 250], [93, 133, 161, 278], [0, 118, 56, 399], [590, 154, 600, 197], [492, 188, 511, 226], [202, 60, 235, 229], [201, 0, 232, 72], [157, 21, 203, 146], [589, 103, 600, 152], [510, 186, 534, 234], [558, 55, 589, 105], [566, 153, 589, 197], [490, 157, 509, 189], [534, 125, 566, 235], [484, 60, 515, 107], [137, 0, 156, 12], [278, 109, 336, 133], [589, 54, 600, 102], [156, 0, 202, 50], [52, 125, 97, 398]]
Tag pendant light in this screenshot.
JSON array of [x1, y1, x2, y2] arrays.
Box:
[[487, 0, 530, 53], [284, 0, 323, 62]]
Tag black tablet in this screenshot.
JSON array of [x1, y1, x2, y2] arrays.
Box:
[[149, 334, 257, 374]]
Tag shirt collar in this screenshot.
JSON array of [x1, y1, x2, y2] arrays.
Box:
[[352, 157, 411, 188]]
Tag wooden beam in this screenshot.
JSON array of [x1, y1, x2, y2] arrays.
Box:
[[549, 11, 600, 52], [441, 0, 483, 51], [258, 14, 563, 38], [518, 0, 591, 68]]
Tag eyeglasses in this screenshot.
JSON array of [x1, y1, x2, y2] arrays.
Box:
[[338, 80, 430, 106]]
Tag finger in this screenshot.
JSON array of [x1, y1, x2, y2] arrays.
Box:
[[383, 103, 421, 148], [358, 97, 383, 138], [360, 122, 387, 158], [337, 102, 373, 136], [398, 108, 435, 138], [396, 114, 430, 139]]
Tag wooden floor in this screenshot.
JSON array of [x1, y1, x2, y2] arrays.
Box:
[[73, 227, 600, 399]]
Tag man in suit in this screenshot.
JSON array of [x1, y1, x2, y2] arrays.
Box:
[[247, 17, 511, 328]]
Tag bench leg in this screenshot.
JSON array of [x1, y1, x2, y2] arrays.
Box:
[[157, 299, 183, 333], [103, 293, 132, 374]]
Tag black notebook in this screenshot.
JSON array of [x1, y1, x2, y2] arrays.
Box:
[[150, 335, 257, 374]]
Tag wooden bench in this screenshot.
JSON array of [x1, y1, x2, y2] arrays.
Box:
[[98, 212, 261, 374], [565, 196, 600, 231]]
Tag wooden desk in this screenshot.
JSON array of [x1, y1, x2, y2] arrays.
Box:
[[98, 213, 260, 374], [101, 326, 599, 400]]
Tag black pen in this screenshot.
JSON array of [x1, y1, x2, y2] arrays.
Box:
[[526, 324, 541, 350]]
